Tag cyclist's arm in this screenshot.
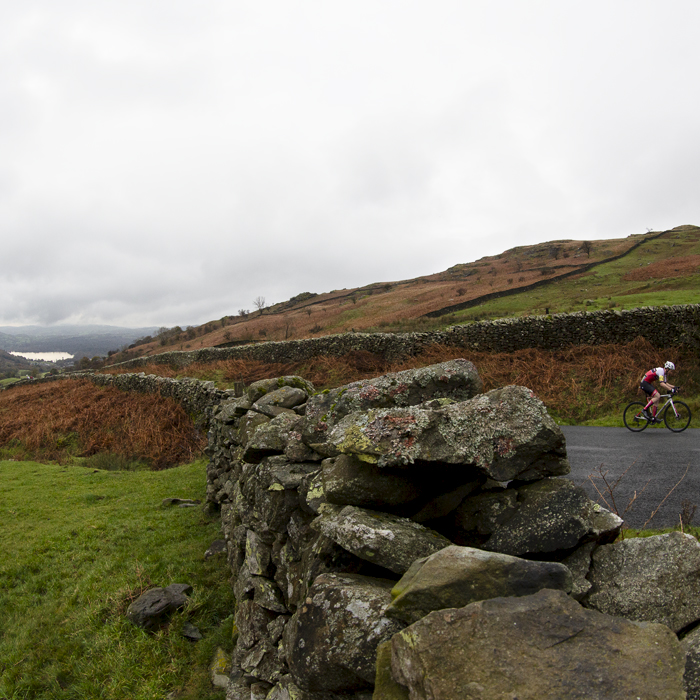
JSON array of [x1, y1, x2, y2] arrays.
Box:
[[659, 381, 675, 392]]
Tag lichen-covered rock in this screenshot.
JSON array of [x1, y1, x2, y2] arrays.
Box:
[[240, 639, 285, 684], [300, 360, 482, 454], [284, 573, 404, 693], [255, 386, 309, 410], [243, 413, 302, 463], [390, 589, 686, 700], [239, 411, 271, 448], [245, 530, 272, 576], [312, 505, 451, 574], [248, 376, 315, 404], [325, 386, 569, 480], [252, 576, 288, 613], [235, 599, 277, 651], [385, 545, 573, 625], [480, 478, 622, 557], [451, 488, 519, 546], [583, 531, 700, 632], [217, 395, 253, 424]]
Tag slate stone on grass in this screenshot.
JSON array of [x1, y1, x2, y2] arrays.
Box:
[[283, 573, 404, 694], [390, 588, 686, 700], [311, 505, 451, 574], [126, 584, 192, 630], [204, 539, 228, 559], [583, 531, 700, 632], [182, 622, 202, 641], [385, 545, 573, 625]]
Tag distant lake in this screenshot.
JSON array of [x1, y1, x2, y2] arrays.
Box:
[[10, 351, 74, 362]]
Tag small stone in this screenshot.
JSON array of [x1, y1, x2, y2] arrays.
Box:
[[162, 497, 200, 507], [182, 622, 202, 641], [209, 647, 231, 688], [205, 539, 228, 559]]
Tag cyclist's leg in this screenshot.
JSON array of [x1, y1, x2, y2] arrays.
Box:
[[651, 389, 661, 416], [640, 381, 656, 415]]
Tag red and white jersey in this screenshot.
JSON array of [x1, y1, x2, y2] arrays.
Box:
[[643, 367, 667, 384]]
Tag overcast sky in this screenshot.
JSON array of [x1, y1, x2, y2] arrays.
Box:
[[1, 1, 699, 328]]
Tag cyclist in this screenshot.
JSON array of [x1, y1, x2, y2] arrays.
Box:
[[640, 361, 676, 423]]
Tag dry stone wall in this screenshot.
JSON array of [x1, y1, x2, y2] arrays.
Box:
[[110, 303, 700, 371], [204, 359, 697, 699]]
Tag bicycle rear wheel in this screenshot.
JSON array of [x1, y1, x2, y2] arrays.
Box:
[[623, 402, 650, 432], [664, 401, 691, 432]]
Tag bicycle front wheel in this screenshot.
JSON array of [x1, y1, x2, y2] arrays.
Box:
[[623, 402, 649, 432], [664, 401, 692, 432]]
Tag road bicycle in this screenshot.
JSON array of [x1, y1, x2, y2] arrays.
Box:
[[623, 389, 692, 432]]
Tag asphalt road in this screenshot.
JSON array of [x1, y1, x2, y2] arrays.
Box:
[[562, 425, 700, 529]]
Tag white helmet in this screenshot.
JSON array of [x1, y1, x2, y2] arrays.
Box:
[[665, 361, 675, 371]]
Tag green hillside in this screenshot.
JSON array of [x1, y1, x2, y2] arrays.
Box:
[[444, 226, 700, 324]]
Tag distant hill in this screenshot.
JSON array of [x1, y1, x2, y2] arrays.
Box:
[[0, 325, 160, 359], [101, 224, 700, 366], [0, 348, 31, 374]]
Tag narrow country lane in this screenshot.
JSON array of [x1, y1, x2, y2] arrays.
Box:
[[562, 426, 700, 529]]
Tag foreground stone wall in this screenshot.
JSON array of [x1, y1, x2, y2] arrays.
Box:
[[110, 303, 700, 371], [204, 360, 698, 699]]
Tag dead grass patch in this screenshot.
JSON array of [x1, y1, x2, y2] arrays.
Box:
[[0, 379, 206, 468], [622, 255, 700, 281]]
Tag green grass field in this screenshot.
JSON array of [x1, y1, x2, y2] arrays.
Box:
[[0, 459, 234, 700]]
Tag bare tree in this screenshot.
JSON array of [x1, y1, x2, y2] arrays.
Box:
[[581, 241, 593, 258], [238, 309, 249, 318], [253, 296, 266, 315]]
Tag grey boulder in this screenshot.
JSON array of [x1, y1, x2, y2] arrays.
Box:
[[390, 588, 685, 700], [325, 386, 569, 480], [480, 478, 622, 557], [385, 545, 573, 625], [284, 572, 404, 693], [583, 531, 700, 632], [311, 505, 451, 575], [300, 360, 483, 453]]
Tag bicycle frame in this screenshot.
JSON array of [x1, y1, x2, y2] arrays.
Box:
[[658, 393, 683, 420]]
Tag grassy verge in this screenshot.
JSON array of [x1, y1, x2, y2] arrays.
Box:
[[0, 459, 234, 700]]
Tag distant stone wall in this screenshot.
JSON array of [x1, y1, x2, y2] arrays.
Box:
[[108, 304, 700, 371]]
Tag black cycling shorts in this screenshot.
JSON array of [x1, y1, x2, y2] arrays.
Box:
[[640, 380, 657, 396]]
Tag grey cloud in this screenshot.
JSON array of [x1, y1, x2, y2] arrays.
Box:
[[1, 1, 699, 327]]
